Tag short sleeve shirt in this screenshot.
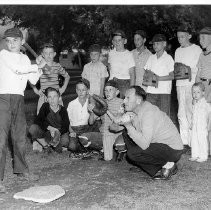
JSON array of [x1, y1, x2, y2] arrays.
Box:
[[108, 49, 135, 80], [82, 61, 108, 95], [175, 44, 202, 86], [144, 51, 174, 94], [40, 62, 69, 91], [67, 98, 90, 126]]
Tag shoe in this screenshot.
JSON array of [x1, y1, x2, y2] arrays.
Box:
[[17, 172, 39, 181], [53, 143, 63, 153], [129, 166, 142, 173], [116, 152, 126, 162], [183, 145, 191, 154], [189, 157, 198, 161], [196, 158, 207, 163], [0, 181, 6, 193], [153, 164, 178, 180], [43, 145, 53, 154]]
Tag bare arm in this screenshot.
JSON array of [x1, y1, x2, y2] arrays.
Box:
[[158, 71, 174, 81]]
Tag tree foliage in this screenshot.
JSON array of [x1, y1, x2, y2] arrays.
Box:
[[0, 5, 210, 53]]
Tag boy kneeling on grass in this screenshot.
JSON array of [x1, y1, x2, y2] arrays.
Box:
[[29, 87, 70, 153]]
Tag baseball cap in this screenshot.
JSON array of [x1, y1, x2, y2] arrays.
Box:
[[177, 25, 192, 34], [89, 44, 101, 53], [105, 80, 119, 89], [199, 27, 211, 35], [112, 29, 126, 39], [134, 30, 147, 39], [150, 34, 166, 44], [3, 28, 23, 39], [76, 78, 90, 89]]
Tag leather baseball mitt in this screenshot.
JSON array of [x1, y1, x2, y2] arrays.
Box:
[[89, 94, 108, 117], [174, 62, 191, 81], [142, 70, 159, 88]]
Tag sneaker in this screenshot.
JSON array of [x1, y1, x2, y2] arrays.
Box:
[[196, 158, 207, 163], [33, 141, 43, 152], [189, 157, 198, 161], [43, 145, 53, 154], [17, 172, 39, 181], [69, 152, 84, 159]]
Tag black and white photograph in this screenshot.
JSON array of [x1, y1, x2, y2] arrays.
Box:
[[0, 1, 210, 209]]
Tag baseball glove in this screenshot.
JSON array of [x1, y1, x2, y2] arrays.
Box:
[[142, 70, 159, 88], [174, 62, 191, 81], [89, 94, 108, 117]]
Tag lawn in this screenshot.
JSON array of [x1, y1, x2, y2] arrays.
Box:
[[0, 81, 210, 209]]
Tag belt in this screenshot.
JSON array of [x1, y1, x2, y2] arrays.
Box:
[[200, 78, 211, 85]]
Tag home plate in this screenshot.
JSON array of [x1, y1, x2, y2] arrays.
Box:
[[13, 185, 65, 203]]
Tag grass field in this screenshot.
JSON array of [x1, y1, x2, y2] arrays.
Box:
[[0, 79, 211, 209]]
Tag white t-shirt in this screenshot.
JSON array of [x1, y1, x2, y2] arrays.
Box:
[[67, 97, 90, 126], [0, 49, 41, 96], [108, 49, 135, 80], [144, 51, 174, 94], [175, 44, 202, 86]]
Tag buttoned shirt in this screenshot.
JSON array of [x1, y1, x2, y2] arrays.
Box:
[[175, 44, 202, 86], [82, 61, 108, 95], [67, 97, 90, 126], [144, 51, 174, 94]]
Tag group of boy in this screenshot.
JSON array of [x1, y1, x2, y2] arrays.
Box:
[[1, 24, 211, 192]]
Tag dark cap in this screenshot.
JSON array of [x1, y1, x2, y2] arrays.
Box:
[[76, 78, 90, 89], [89, 44, 101, 53], [199, 27, 211, 35], [41, 42, 55, 50], [134, 30, 147, 39], [112, 29, 126, 38], [4, 28, 23, 39], [105, 79, 119, 89], [177, 25, 192, 34], [150, 34, 166, 44]]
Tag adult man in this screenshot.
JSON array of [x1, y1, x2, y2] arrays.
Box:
[[132, 30, 152, 89], [120, 86, 183, 180]]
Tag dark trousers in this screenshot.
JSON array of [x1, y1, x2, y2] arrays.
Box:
[[122, 131, 183, 177], [0, 94, 28, 180], [28, 124, 69, 146], [147, 93, 171, 117]]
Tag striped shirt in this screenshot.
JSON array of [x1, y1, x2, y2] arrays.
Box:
[[197, 52, 211, 79], [40, 62, 69, 91], [100, 97, 123, 134]]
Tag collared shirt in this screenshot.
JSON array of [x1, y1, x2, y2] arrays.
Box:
[[197, 51, 211, 79], [175, 44, 202, 86], [67, 97, 90, 126], [108, 49, 135, 80], [82, 61, 108, 95], [132, 48, 152, 87], [126, 101, 183, 150], [144, 51, 174, 94], [0, 49, 41, 96]]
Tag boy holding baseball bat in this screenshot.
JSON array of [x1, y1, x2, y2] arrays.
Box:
[[0, 28, 46, 193]]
